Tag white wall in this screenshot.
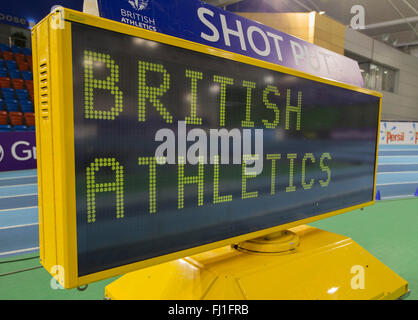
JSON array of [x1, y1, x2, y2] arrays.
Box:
[[410, 47, 418, 59], [345, 28, 418, 121]]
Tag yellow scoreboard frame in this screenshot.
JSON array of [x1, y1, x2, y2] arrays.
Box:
[[32, 8, 382, 289]]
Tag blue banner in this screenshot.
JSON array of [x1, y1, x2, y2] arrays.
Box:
[[97, 0, 364, 87], [0, 0, 83, 29], [0, 132, 36, 171]]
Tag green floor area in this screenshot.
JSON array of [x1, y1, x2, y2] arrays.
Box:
[[0, 198, 417, 300], [0, 253, 119, 299], [311, 198, 418, 300]]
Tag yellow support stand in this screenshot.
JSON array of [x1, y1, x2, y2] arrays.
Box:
[[104, 225, 408, 300]]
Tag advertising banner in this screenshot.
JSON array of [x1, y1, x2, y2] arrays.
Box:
[[96, 0, 364, 87], [380, 121, 418, 145], [0, 132, 36, 171]]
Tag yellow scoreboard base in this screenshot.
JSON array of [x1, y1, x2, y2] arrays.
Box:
[[104, 225, 408, 300]]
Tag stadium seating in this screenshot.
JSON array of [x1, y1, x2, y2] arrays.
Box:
[[25, 80, 33, 91], [21, 71, 32, 80], [2, 51, 14, 60], [0, 43, 9, 52], [9, 111, 23, 125], [9, 71, 21, 79], [0, 110, 7, 124], [12, 78, 25, 89], [15, 53, 25, 61], [0, 44, 35, 132], [24, 112, 35, 127], [26, 58, 33, 70], [2, 87, 15, 99], [18, 62, 29, 71], [21, 101, 33, 113], [0, 77, 11, 88], [5, 60, 17, 70], [16, 88, 29, 101], [5, 100, 19, 112], [15, 88, 29, 97], [22, 48, 32, 56], [11, 45, 22, 54], [13, 125, 27, 131], [0, 124, 12, 132]]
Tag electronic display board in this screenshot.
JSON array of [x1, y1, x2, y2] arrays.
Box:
[[32, 9, 381, 288]]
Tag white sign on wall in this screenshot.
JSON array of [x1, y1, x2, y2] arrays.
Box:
[[380, 121, 418, 145]]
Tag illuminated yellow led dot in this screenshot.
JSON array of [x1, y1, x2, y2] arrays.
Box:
[[213, 155, 233, 204], [285, 89, 302, 130], [241, 81, 256, 128], [301, 153, 315, 190], [138, 61, 172, 123], [319, 153, 332, 187], [86, 158, 124, 223], [213, 75, 234, 127], [242, 154, 258, 199], [267, 154, 281, 195], [83, 50, 123, 121], [286, 153, 297, 192], [185, 70, 203, 125], [262, 85, 280, 129], [178, 156, 204, 209]]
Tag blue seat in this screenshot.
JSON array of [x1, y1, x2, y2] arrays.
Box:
[[0, 124, 12, 132], [16, 88, 29, 96], [20, 100, 32, 106], [28, 125, 36, 131], [21, 71, 32, 80], [2, 93, 15, 101], [5, 100, 19, 111], [21, 106, 33, 113], [18, 98, 30, 105], [6, 67, 17, 75], [6, 66, 17, 73], [1, 88, 15, 98], [5, 60, 17, 68], [0, 98, 3, 109], [21, 101, 33, 112], [16, 90, 29, 102], [14, 125, 27, 131], [0, 59, 4, 66], [22, 48, 32, 55], [11, 46, 22, 54], [3, 94, 15, 100], [0, 44, 9, 52], [0, 70, 7, 77], [9, 71, 21, 79], [6, 105, 19, 112]]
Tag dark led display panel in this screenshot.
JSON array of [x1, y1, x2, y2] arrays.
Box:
[[71, 22, 380, 276]]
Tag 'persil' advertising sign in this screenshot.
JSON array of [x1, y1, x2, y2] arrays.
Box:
[[380, 122, 418, 145], [0, 132, 37, 171]]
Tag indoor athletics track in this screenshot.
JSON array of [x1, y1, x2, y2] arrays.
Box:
[[1, 145, 418, 258]]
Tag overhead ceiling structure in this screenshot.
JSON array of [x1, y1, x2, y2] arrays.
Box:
[[209, 0, 418, 54]]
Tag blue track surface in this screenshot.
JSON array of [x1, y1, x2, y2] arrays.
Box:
[[0, 169, 39, 258], [376, 145, 418, 200], [0, 145, 417, 257]]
